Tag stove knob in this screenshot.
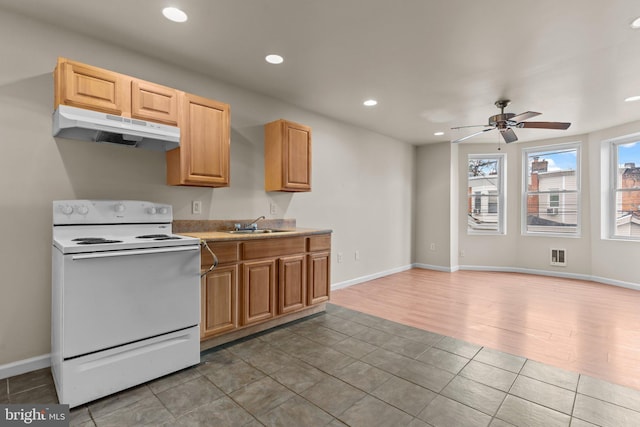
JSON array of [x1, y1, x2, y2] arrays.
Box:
[[60, 205, 73, 215], [115, 203, 126, 213], [147, 207, 157, 215], [76, 205, 89, 215], [159, 207, 168, 215]]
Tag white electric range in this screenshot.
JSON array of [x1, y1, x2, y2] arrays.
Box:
[[51, 200, 201, 408]]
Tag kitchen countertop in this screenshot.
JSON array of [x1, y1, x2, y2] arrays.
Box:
[[178, 228, 332, 242]]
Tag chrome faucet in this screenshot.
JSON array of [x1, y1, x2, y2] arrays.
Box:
[[234, 215, 266, 231]]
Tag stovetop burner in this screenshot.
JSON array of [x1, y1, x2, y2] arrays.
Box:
[[53, 201, 200, 255], [72, 237, 124, 245], [136, 234, 182, 240]]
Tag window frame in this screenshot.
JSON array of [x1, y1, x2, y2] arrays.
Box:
[[609, 137, 640, 241], [467, 153, 506, 235], [521, 142, 581, 237]]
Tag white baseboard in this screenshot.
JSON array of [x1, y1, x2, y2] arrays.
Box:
[[331, 264, 413, 291], [415, 263, 640, 291], [413, 263, 458, 273], [590, 275, 640, 291], [0, 353, 50, 380], [459, 265, 593, 281], [335, 262, 638, 291]]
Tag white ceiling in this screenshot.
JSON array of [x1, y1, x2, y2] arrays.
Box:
[[2, 0, 640, 145]]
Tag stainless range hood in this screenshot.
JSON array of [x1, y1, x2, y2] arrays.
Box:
[[53, 105, 180, 151]]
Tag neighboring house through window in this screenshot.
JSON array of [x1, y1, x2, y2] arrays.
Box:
[[523, 143, 580, 235], [611, 139, 640, 239], [468, 154, 505, 234]]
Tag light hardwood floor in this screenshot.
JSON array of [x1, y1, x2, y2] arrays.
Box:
[[331, 268, 640, 391]]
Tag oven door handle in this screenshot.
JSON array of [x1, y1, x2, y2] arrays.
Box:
[[71, 245, 200, 260], [200, 240, 218, 278]]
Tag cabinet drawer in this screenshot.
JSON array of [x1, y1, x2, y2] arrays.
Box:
[[202, 241, 239, 266], [241, 237, 305, 260], [307, 234, 331, 252]]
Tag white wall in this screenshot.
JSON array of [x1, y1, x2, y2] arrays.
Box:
[[457, 136, 593, 275], [0, 11, 414, 367], [416, 131, 640, 286], [415, 142, 455, 267], [589, 121, 640, 285]]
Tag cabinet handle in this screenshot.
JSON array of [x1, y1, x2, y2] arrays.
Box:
[[200, 240, 218, 277], [71, 245, 198, 260]]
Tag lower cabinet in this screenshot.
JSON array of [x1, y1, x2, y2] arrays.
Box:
[[200, 233, 331, 341], [278, 255, 306, 314], [201, 265, 238, 339], [241, 259, 276, 325], [307, 252, 330, 305]]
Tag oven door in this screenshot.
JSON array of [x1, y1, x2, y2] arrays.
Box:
[[61, 245, 200, 359]]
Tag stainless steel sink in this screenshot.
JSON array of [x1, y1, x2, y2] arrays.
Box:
[[226, 229, 290, 234]]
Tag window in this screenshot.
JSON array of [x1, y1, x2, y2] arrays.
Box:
[[468, 154, 505, 234], [488, 191, 498, 214], [474, 192, 482, 214], [523, 143, 580, 235], [611, 139, 640, 239]]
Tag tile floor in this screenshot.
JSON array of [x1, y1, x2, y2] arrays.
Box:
[[2, 303, 640, 426]]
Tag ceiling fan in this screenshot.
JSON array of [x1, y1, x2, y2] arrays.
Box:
[[451, 99, 571, 144]]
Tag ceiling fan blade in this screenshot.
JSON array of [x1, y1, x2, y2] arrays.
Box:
[[519, 121, 571, 130], [451, 127, 495, 143], [451, 124, 492, 130], [510, 111, 541, 122], [500, 128, 518, 143]]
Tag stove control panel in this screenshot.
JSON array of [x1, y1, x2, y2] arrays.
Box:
[[53, 200, 173, 225]]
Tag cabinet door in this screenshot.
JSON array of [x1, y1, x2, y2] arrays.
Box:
[[167, 92, 230, 187], [264, 119, 311, 192], [56, 59, 129, 116], [283, 122, 312, 191], [278, 255, 306, 314], [242, 260, 276, 325], [307, 252, 330, 305], [131, 79, 179, 125], [201, 265, 238, 338]]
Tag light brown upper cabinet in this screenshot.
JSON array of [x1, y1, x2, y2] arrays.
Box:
[[54, 58, 231, 188], [130, 79, 179, 126], [264, 119, 312, 192], [166, 92, 231, 187], [54, 57, 179, 126]]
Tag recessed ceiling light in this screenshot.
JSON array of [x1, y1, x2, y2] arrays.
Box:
[[265, 54, 284, 64], [434, 131, 445, 136], [162, 7, 188, 23], [624, 95, 640, 102], [363, 99, 378, 107], [631, 16, 640, 29]]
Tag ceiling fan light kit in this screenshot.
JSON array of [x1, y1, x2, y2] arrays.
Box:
[[451, 99, 571, 144]]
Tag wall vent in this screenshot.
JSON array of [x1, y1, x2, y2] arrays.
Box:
[[550, 249, 567, 266]]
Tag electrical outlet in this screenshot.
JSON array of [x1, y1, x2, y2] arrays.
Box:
[[459, 250, 466, 257], [192, 200, 202, 215], [270, 202, 277, 215], [337, 252, 343, 263], [355, 250, 360, 261], [430, 243, 436, 251]]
